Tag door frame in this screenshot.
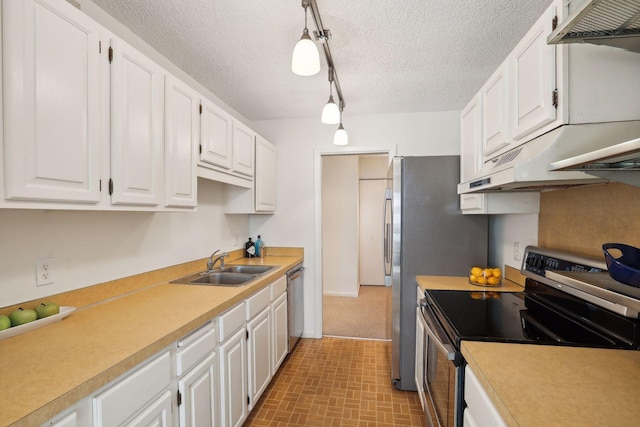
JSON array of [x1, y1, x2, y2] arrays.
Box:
[[313, 146, 393, 338]]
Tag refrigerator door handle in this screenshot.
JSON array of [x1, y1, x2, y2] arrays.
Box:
[[383, 190, 392, 277]]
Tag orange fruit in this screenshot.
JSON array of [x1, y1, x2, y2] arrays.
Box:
[[487, 276, 500, 286], [471, 267, 483, 277], [483, 268, 493, 278], [493, 268, 502, 278], [476, 276, 487, 285]]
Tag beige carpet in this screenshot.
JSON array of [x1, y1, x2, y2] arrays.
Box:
[[322, 285, 392, 340]]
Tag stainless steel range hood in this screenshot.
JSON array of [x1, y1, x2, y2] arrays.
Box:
[[458, 121, 640, 194], [550, 137, 640, 187], [547, 0, 640, 53]]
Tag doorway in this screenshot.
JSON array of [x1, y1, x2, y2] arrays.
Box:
[[320, 152, 392, 340]]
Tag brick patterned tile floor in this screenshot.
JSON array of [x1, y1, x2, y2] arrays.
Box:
[[245, 337, 425, 426]]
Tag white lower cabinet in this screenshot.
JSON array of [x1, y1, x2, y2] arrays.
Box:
[[247, 306, 272, 410], [39, 398, 92, 427], [271, 290, 288, 374], [219, 327, 248, 427], [178, 353, 218, 427], [41, 275, 290, 427], [464, 365, 507, 427], [246, 286, 272, 410], [176, 321, 218, 427], [218, 301, 248, 427], [127, 390, 173, 427], [93, 350, 172, 427]]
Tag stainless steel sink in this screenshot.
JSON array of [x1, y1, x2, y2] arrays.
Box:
[[190, 272, 255, 286], [220, 265, 275, 275], [169, 264, 275, 287]]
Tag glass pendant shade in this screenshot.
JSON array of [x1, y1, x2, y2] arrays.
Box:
[[292, 30, 320, 76], [321, 95, 340, 124], [334, 123, 348, 145]]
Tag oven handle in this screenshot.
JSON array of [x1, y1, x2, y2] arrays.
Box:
[[420, 298, 457, 361]]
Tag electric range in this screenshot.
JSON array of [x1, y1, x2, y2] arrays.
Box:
[[418, 245, 640, 427]]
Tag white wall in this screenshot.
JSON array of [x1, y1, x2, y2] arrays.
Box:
[[322, 156, 359, 297], [0, 179, 249, 307], [489, 214, 539, 270], [250, 111, 461, 338]]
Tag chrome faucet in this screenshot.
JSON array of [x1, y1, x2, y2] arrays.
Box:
[[207, 250, 229, 271]]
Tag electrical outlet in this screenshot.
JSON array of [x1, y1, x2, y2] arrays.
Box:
[[233, 235, 240, 247], [514, 242, 521, 261], [36, 257, 55, 286]]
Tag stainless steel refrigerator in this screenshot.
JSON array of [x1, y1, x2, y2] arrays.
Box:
[[384, 156, 488, 391]]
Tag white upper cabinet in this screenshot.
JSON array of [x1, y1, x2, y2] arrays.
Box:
[[254, 136, 276, 212], [231, 121, 255, 177], [2, 0, 101, 204], [481, 64, 510, 158], [109, 37, 165, 207], [200, 99, 233, 170], [164, 74, 199, 208], [510, 2, 557, 141]]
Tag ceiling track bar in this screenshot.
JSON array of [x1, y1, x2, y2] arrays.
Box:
[[305, 0, 345, 110]]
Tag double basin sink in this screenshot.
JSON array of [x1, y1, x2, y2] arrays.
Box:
[[170, 265, 276, 287]]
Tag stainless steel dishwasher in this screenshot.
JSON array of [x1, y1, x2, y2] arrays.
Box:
[[286, 263, 304, 352]]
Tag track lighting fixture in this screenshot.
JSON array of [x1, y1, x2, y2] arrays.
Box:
[[333, 101, 348, 145], [291, 1, 320, 76], [292, 1, 348, 144], [321, 67, 340, 124]]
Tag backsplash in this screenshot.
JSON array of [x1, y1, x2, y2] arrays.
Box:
[[539, 182, 640, 258]]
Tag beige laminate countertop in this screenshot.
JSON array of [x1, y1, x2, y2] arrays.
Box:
[[462, 341, 640, 427], [416, 275, 524, 292], [0, 253, 303, 427]]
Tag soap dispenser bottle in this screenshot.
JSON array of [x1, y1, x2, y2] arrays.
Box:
[[255, 235, 263, 258], [245, 237, 255, 258]]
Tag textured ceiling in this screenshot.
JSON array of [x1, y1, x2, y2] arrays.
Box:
[[90, 0, 553, 121]]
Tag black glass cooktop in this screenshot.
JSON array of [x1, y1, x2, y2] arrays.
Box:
[[425, 284, 640, 350]]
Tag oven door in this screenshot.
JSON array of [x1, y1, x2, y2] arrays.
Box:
[[420, 298, 464, 427]]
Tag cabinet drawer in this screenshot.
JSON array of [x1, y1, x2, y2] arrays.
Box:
[[464, 365, 507, 427], [246, 286, 270, 320], [218, 301, 246, 342], [93, 350, 171, 427], [270, 276, 287, 300], [176, 320, 216, 376]]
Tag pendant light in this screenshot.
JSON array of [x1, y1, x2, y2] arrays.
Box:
[[333, 101, 348, 145], [321, 67, 340, 124], [291, 1, 320, 76]]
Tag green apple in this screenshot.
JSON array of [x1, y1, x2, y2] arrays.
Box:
[[9, 307, 37, 326], [0, 315, 10, 331], [35, 302, 60, 319]]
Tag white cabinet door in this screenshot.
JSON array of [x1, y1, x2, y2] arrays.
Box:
[[231, 122, 255, 177], [247, 306, 272, 410], [127, 390, 172, 427], [93, 351, 171, 427], [178, 352, 218, 427], [219, 328, 248, 427], [510, 2, 557, 141], [39, 397, 92, 427], [254, 136, 276, 212], [200, 99, 233, 170], [164, 74, 198, 208], [2, 0, 101, 203], [109, 38, 164, 207], [464, 365, 507, 427], [482, 63, 510, 158], [459, 95, 486, 213], [271, 292, 288, 374]]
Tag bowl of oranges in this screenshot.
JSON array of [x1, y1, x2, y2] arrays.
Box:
[[469, 266, 502, 287]]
